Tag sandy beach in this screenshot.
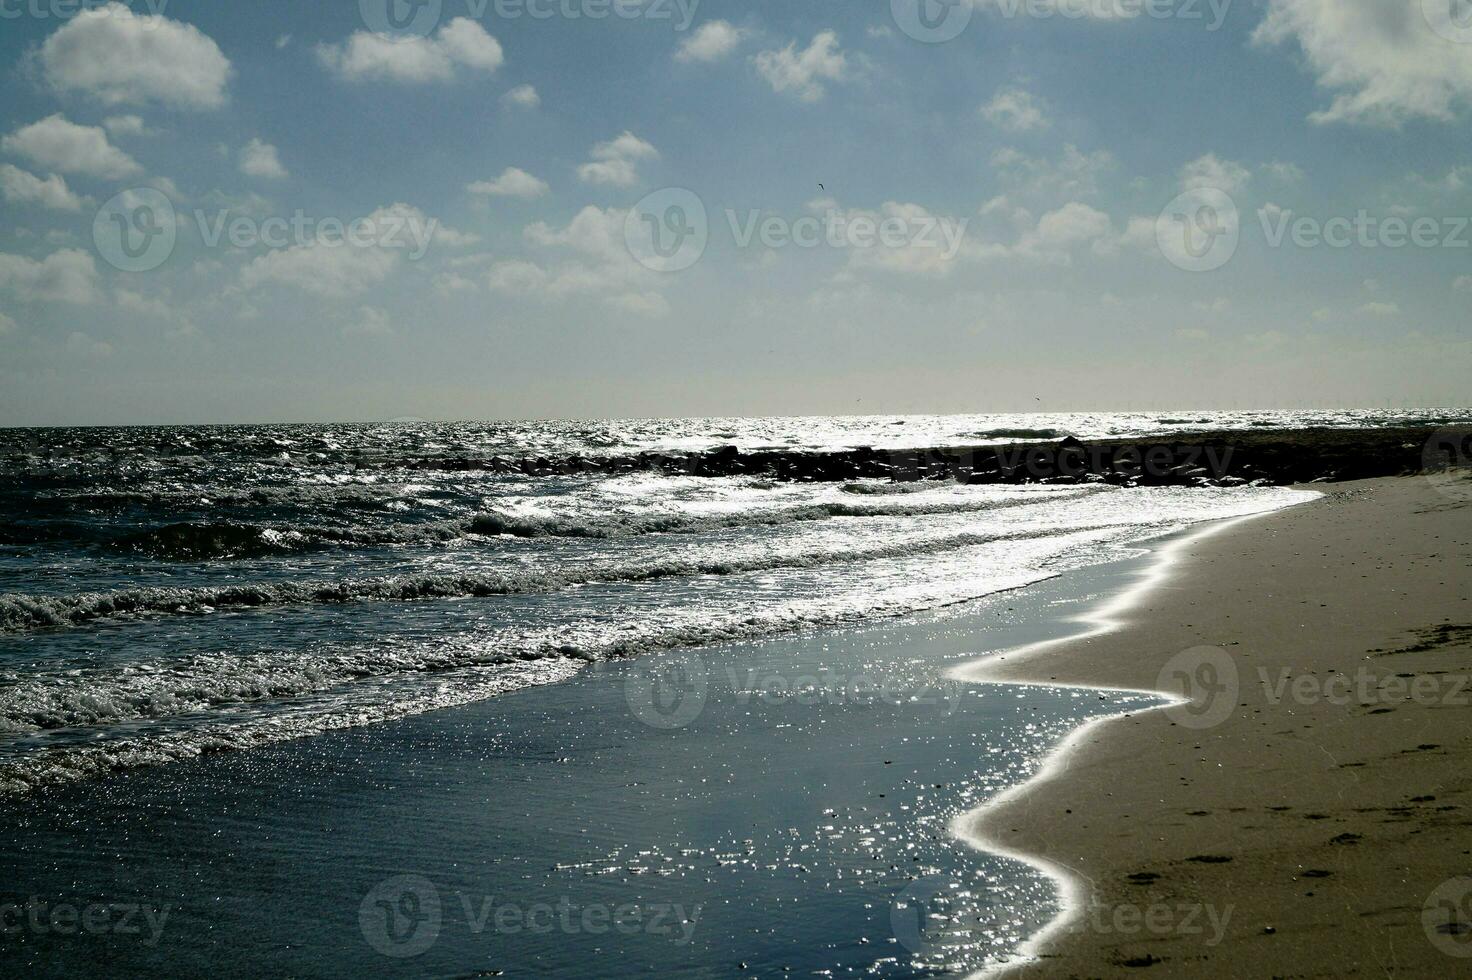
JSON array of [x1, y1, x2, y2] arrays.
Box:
[[961, 473, 1472, 976]]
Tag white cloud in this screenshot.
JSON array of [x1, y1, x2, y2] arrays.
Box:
[[509, 206, 667, 313], [525, 205, 630, 260], [577, 132, 659, 187], [981, 87, 1050, 132], [0, 164, 87, 211], [343, 306, 393, 337], [103, 114, 146, 137], [1454, 275, 1472, 293], [1253, 0, 1472, 126], [1263, 160, 1305, 183], [318, 18, 503, 84], [239, 204, 457, 298], [1180, 153, 1252, 195], [837, 202, 973, 278], [66, 331, 113, 357], [1004, 201, 1116, 264], [0, 248, 99, 304], [754, 31, 848, 102], [502, 83, 540, 108], [2, 115, 141, 179], [990, 144, 1115, 202], [239, 138, 288, 180], [676, 20, 748, 63], [241, 242, 399, 298], [0, 311, 16, 335], [1357, 301, 1400, 317], [485, 259, 551, 293], [468, 167, 549, 199], [39, 3, 232, 109], [1176, 327, 1211, 341]]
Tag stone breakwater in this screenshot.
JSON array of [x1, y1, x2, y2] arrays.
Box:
[[390, 427, 1468, 487]]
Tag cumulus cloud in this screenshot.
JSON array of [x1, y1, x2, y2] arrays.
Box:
[[490, 205, 668, 314], [0, 248, 99, 304], [502, 83, 540, 108], [981, 87, 1050, 131], [239, 138, 288, 180], [577, 132, 659, 187], [829, 202, 973, 278], [343, 306, 393, 337], [1253, 0, 1472, 126], [1180, 153, 1252, 194], [468, 167, 549, 199], [990, 144, 1115, 202], [485, 259, 552, 293], [0, 311, 16, 335], [318, 19, 503, 84], [239, 204, 461, 298], [66, 331, 113, 357], [103, 115, 146, 137], [0, 164, 88, 211], [39, 3, 231, 109], [241, 241, 400, 299], [676, 21, 748, 63], [2, 115, 141, 179], [754, 31, 848, 102]]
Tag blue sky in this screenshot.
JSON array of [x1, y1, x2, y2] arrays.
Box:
[[1, 0, 1469, 424]]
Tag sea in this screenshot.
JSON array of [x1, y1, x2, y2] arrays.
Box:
[[0, 409, 1464, 977]]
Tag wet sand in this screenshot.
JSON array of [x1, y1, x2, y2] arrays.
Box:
[[961, 475, 1472, 976]]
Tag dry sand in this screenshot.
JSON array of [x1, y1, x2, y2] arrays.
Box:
[[959, 475, 1472, 977]]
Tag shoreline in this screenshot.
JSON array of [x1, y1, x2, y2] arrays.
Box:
[[951, 514, 1283, 977], [953, 475, 1472, 976]]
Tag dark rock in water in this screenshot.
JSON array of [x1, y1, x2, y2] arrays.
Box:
[[394, 426, 1469, 490]]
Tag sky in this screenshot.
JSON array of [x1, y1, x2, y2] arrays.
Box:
[[0, 0, 1469, 425]]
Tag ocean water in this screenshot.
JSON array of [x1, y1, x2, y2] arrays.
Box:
[[1, 410, 1459, 794], [4, 411, 1462, 975]]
